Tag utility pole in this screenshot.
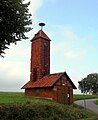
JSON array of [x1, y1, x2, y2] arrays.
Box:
[[82, 80, 86, 110]]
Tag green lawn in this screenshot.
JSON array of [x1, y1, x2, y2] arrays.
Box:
[[74, 94, 98, 101], [0, 92, 98, 120], [0, 92, 55, 105], [1, 92, 98, 105]]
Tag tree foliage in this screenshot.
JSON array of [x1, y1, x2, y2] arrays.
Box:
[[78, 73, 98, 94], [0, 0, 32, 57]]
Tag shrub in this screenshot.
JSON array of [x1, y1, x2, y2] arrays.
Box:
[[0, 104, 93, 120]]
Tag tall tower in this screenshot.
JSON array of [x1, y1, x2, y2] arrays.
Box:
[[30, 23, 51, 82]]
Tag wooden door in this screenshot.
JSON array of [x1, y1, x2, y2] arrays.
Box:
[[68, 88, 73, 104], [57, 86, 68, 104]]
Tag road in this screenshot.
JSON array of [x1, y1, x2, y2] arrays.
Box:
[[74, 99, 98, 114]]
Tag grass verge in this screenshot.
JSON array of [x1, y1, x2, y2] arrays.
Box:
[[74, 94, 98, 101], [94, 100, 98, 105], [0, 92, 98, 120]]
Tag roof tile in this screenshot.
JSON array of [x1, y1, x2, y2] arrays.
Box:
[[31, 30, 51, 41], [22, 73, 62, 89], [22, 72, 76, 89]]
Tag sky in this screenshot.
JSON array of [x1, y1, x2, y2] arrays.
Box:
[[0, 0, 98, 93]]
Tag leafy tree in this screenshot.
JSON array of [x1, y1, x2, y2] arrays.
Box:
[[78, 73, 98, 94], [0, 0, 32, 57]]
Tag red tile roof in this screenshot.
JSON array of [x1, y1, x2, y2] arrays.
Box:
[[22, 73, 62, 89], [22, 72, 76, 89]]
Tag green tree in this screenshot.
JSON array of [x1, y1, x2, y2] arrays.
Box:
[[78, 73, 98, 94], [0, 0, 32, 57]]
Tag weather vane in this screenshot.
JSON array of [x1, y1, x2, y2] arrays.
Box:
[[39, 23, 45, 30]]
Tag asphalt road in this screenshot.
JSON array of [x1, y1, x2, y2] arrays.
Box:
[[74, 99, 98, 114]]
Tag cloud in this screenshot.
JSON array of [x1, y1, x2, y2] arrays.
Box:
[[64, 51, 78, 59], [64, 49, 86, 61], [50, 26, 88, 60], [0, 62, 29, 91], [50, 26, 89, 91], [24, 0, 44, 28], [64, 27, 78, 41], [25, 0, 43, 16], [0, 43, 30, 91], [0, 0, 44, 92], [45, 0, 58, 4]]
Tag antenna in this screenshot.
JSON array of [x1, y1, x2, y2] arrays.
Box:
[[39, 23, 45, 30]]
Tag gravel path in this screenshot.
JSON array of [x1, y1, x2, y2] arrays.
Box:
[[74, 99, 98, 114]]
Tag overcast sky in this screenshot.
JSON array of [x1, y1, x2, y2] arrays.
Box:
[[0, 0, 98, 93]]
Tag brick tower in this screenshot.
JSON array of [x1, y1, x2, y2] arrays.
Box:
[[22, 23, 76, 104], [30, 23, 51, 82]]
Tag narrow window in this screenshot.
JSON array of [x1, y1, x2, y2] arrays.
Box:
[[43, 42, 49, 76], [32, 68, 37, 82]]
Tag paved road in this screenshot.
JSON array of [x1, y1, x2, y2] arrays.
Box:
[[74, 99, 98, 114]]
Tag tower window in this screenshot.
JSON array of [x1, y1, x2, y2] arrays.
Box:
[[44, 68, 49, 76], [43, 42, 49, 76], [32, 68, 37, 82]]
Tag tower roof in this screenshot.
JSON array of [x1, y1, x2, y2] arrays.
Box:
[[31, 30, 51, 41]]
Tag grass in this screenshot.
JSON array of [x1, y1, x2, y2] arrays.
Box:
[[0, 92, 55, 105], [1, 92, 98, 105], [74, 94, 98, 101], [94, 100, 98, 105], [0, 92, 98, 120]]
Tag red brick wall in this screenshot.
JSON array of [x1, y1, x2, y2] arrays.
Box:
[[52, 75, 74, 104], [30, 38, 50, 82], [55, 75, 73, 88], [41, 88, 53, 98], [25, 89, 35, 96], [25, 87, 53, 99]]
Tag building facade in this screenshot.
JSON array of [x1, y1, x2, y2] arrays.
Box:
[[22, 24, 76, 104]]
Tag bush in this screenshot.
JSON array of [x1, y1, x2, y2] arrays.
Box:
[[0, 104, 92, 120], [0, 93, 98, 120]]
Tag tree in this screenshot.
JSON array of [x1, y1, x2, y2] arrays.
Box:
[[78, 73, 98, 94], [0, 0, 32, 57]]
